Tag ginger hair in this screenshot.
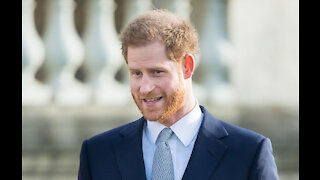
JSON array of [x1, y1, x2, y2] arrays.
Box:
[[120, 9, 199, 64]]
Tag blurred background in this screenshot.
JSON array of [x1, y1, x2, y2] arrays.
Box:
[[22, 0, 299, 179]]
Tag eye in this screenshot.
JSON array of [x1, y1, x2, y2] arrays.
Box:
[[131, 71, 142, 77], [155, 70, 163, 74]]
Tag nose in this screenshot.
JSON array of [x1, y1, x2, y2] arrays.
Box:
[[140, 75, 155, 94]]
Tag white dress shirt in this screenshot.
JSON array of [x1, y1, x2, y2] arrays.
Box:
[[142, 102, 203, 180]]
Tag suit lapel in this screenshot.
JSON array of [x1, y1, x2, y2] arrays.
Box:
[[115, 118, 147, 180], [182, 106, 229, 180]]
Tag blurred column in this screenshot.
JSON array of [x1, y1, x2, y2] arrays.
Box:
[[198, 0, 236, 106], [83, 0, 129, 105], [153, 0, 191, 21], [43, 0, 89, 105], [122, 0, 152, 27], [22, 0, 51, 106]]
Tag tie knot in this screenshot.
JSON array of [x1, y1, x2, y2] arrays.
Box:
[[156, 128, 173, 144]]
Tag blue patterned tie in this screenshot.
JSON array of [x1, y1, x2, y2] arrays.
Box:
[[151, 128, 174, 180]]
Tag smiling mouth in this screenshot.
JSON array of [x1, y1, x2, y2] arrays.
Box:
[[143, 97, 163, 103]]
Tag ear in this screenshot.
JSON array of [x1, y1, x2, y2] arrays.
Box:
[[183, 54, 195, 79]]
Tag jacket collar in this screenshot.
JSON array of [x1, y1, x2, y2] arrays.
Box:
[[182, 105, 229, 180]]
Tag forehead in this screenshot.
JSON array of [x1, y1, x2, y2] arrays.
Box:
[[127, 40, 175, 69]]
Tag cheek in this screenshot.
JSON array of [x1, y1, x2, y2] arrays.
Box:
[[158, 77, 179, 93], [130, 77, 138, 88], [130, 81, 139, 94]]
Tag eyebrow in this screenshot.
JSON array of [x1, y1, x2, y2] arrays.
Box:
[[128, 65, 167, 71]]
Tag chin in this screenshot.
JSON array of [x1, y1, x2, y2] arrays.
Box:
[[142, 110, 163, 122]]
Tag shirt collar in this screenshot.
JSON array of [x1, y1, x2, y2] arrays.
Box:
[[145, 100, 203, 147]]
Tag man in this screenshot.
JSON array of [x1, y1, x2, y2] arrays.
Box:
[[78, 9, 278, 180]]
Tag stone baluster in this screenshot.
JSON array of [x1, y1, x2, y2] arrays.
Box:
[[153, 0, 192, 22], [22, 0, 51, 105], [198, 0, 236, 106], [122, 0, 152, 27], [43, 0, 89, 105], [82, 0, 129, 105]]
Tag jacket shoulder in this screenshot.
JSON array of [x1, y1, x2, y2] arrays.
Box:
[[200, 105, 266, 144], [221, 120, 266, 143]]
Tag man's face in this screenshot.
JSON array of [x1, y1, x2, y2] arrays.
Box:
[[128, 40, 185, 124]]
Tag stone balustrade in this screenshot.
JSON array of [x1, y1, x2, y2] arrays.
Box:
[[22, 0, 238, 107], [23, 0, 299, 108]]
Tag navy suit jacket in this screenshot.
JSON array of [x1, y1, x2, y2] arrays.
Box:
[[78, 106, 278, 180]]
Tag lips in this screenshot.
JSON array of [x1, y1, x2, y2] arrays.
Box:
[[142, 96, 163, 107], [143, 97, 162, 102]]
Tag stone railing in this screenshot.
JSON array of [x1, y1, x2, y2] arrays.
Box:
[[22, 0, 236, 106]]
